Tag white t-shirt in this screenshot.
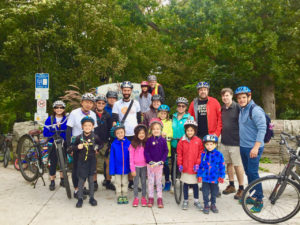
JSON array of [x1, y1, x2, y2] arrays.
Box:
[[112, 99, 141, 136], [66, 108, 98, 136]]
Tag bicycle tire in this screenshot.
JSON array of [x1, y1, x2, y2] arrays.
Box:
[[17, 134, 38, 182], [241, 175, 300, 224], [0, 143, 4, 162], [4, 144, 10, 168], [57, 144, 72, 199], [173, 153, 182, 204]]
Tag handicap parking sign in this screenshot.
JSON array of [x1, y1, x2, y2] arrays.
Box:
[[35, 73, 49, 89]]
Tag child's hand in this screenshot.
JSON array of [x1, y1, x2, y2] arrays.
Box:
[[193, 164, 199, 172], [78, 144, 83, 150], [162, 132, 167, 138], [131, 171, 136, 177], [198, 177, 202, 183], [178, 165, 183, 172], [218, 178, 224, 184]]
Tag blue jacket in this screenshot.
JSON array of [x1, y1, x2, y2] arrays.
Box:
[[197, 149, 225, 184], [171, 112, 194, 148], [43, 116, 68, 143], [239, 100, 266, 148], [109, 137, 131, 175], [105, 104, 113, 117]]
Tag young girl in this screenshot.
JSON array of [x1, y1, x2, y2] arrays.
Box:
[[197, 135, 225, 214], [138, 81, 152, 115], [177, 120, 204, 210], [157, 105, 173, 191], [43, 100, 68, 191], [129, 124, 148, 207], [144, 118, 168, 208], [109, 123, 131, 204]]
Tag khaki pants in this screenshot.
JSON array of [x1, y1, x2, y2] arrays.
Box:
[[115, 174, 128, 196]]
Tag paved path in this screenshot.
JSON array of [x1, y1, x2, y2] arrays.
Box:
[[0, 165, 299, 225]]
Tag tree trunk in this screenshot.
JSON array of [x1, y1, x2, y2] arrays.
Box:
[[261, 76, 276, 119]]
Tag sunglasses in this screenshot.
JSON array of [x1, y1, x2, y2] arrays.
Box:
[[97, 102, 106, 105], [177, 105, 186, 108], [54, 107, 65, 109]]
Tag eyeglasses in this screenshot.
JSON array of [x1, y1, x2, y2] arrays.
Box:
[[97, 102, 106, 105], [54, 107, 65, 109], [177, 105, 186, 108]]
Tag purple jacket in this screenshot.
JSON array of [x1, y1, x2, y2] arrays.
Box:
[[144, 136, 168, 163]]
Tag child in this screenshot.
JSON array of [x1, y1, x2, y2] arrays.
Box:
[[157, 105, 173, 191], [144, 118, 168, 208], [43, 100, 68, 191], [72, 116, 103, 208], [177, 120, 204, 210], [197, 135, 225, 214], [138, 81, 152, 115], [129, 124, 148, 207], [109, 123, 131, 204]]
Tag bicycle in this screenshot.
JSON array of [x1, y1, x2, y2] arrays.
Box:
[[172, 138, 183, 205], [17, 118, 72, 199], [0, 133, 13, 168], [241, 132, 300, 224]]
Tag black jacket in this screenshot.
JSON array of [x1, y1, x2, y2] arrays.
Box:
[[94, 110, 112, 143]]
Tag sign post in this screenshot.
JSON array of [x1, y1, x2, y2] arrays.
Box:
[[34, 73, 49, 122]]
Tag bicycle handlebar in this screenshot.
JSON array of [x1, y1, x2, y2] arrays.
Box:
[[280, 132, 300, 159]]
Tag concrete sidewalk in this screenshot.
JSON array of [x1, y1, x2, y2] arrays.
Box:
[[0, 165, 299, 225]]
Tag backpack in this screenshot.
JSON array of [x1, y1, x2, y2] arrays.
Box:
[[249, 104, 274, 143]]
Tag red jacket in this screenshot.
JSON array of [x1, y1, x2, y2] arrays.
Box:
[[188, 96, 222, 137], [177, 135, 204, 174]]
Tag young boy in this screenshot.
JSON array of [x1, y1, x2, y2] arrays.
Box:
[[197, 135, 225, 214], [109, 123, 131, 204], [72, 116, 103, 208]]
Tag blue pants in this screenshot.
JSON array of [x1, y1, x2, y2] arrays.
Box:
[[202, 182, 219, 206], [240, 146, 264, 201], [183, 183, 199, 200]]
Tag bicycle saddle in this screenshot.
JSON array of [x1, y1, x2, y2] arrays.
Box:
[[28, 129, 42, 136]]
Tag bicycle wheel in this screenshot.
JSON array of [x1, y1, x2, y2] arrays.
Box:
[[17, 135, 38, 182], [4, 144, 10, 168], [241, 175, 300, 224], [173, 153, 182, 204], [57, 144, 71, 199], [0, 143, 4, 162]]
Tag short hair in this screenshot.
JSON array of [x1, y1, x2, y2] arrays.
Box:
[[221, 88, 233, 96]]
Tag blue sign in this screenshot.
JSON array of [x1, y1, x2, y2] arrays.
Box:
[[35, 73, 49, 89]]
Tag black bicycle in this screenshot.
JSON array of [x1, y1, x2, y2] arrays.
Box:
[[17, 119, 71, 199], [172, 138, 183, 205], [241, 132, 300, 224], [0, 133, 13, 168]]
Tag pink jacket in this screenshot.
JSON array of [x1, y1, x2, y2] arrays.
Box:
[[129, 144, 147, 172]]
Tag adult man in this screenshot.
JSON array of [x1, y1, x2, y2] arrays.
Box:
[[220, 88, 244, 200], [66, 93, 98, 199], [143, 94, 162, 127], [147, 75, 165, 103], [188, 82, 222, 139], [112, 81, 142, 189], [235, 86, 266, 213], [105, 91, 118, 116]]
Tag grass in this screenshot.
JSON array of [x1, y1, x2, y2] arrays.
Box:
[[259, 167, 270, 172], [260, 157, 272, 164]]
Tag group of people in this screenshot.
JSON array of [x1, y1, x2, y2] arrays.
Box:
[[43, 75, 267, 214]]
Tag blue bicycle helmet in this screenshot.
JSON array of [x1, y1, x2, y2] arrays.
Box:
[[110, 122, 125, 138], [196, 81, 210, 89], [234, 86, 251, 95], [158, 104, 170, 112], [203, 134, 218, 143], [81, 116, 95, 125]]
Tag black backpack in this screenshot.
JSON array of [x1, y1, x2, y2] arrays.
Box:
[[249, 104, 274, 143]]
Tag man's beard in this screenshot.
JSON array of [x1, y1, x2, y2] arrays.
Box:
[[123, 94, 130, 100]]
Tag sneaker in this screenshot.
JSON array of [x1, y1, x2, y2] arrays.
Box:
[[59, 179, 65, 188], [239, 196, 256, 205], [132, 197, 139, 207], [74, 192, 87, 200], [194, 201, 203, 211], [157, 198, 164, 208], [76, 199, 83, 208], [147, 197, 154, 207], [163, 181, 171, 192], [94, 182, 98, 192], [83, 187, 90, 195], [123, 196, 129, 204], [234, 189, 243, 200], [141, 197, 147, 207], [182, 200, 188, 210], [210, 204, 219, 213], [89, 197, 97, 206], [117, 196, 123, 204], [102, 179, 108, 187], [49, 182, 55, 191], [250, 201, 263, 213], [203, 205, 210, 214], [222, 185, 236, 195], [106, 182, 116, 191]]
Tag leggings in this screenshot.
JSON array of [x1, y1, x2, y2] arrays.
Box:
[[78, 175, 94, 199], [133, 167, 147, 198], [183, 183, 199, 200], [147, 164, 163, 198]]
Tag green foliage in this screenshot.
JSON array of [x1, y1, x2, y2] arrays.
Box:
[[260, 157, 272, 164]]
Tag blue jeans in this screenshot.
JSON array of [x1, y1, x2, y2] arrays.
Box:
[[202, 182, 219, 206], [183, 183, 199, 200], [240, 146, 264, 201]]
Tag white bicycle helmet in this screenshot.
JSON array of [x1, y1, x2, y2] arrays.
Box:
[[53, 100, 66, 108], [82, 93, 95, 102], [176, 97, 189, 105]]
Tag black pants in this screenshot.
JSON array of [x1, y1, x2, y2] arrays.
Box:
[[48, 143, 66, 176], [163, 157, 170, 182], [170, 147, 177, 184], [202, 182, 219, 206], [183, 183, 199, 200], [72, 151, 79, 188]]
